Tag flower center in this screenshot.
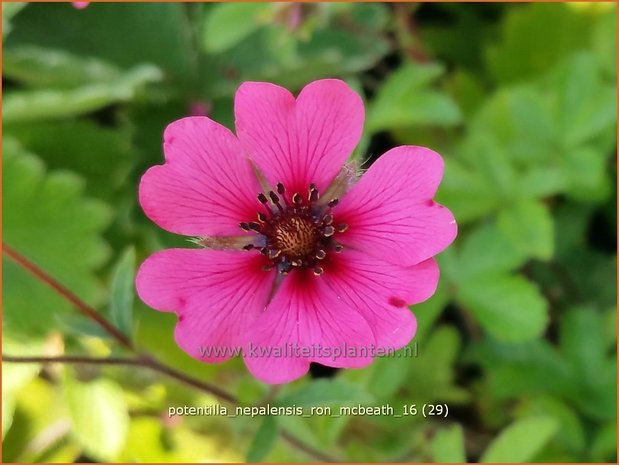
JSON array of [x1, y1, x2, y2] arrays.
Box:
[[240, 183, 347, 275]]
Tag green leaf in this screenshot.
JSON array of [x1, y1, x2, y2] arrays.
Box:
[[562, 146, 611, 202], [458, 274, 548, 341], [1, 338, 43, 439], [547, 53, 617, 147], [436, 157, 502, 224], [367, 62, 461, 133], [467, 339, 575, 400], [208, 22, 389, 98], [486, 3, 597, 84], [3, 46, 121, 88], [408, 326, 469, 403], [2, 2, 27, 37], [5, 119, 136, 199], [480, 416, 558, 463], [432, 424, 466, 463], [275, 379, 373, 408], [202, 3, 272, 54], [246, 416, 278, 462], [3, 64, 162, 123], [497, 200, 554, 261], [590, 422, 617, 462], [560, 308, 606, 380], [515, 396, 586, 454], [109, 247, 136, 338], [458, 222, 528, 277], [64, 376, 129, 461], [3, 138, 111, 338], [6, 3, 191, 82], [593, 7, 617, 80]]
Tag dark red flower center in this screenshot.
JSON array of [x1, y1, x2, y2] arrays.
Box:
[[240, 183, 347, 275]]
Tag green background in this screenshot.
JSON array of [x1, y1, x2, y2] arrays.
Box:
[[2, 2, 617, 462]]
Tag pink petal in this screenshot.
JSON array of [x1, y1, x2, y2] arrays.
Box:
[[243, 268, 376, 384], [136, 249, 275, 363], [334, 146, 457, 267], [324, 250, 439, 349], [234, 79, 364, 197], [72, 2, 89, 9], [139, 117, 262, 236]]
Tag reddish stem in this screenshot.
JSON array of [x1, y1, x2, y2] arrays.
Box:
[[3, 243, 134, 350]]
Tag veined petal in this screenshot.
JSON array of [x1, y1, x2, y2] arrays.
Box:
[[136, 249, 274, 363], [324, 251, 439, 349], [334, 146, 457, 266], [234, 79, 364, 196], [139, 117, 262, 237], [243, 268, 375, 384]]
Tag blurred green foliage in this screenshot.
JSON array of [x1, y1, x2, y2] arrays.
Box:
[[2, 2, 616, 463]]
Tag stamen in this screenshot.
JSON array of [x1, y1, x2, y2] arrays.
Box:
[[244, 182, 348, 273], [322, 226, 335, 237], [309, 184, 319, 202], [269, 191, 284, 211], [269, 191, 280, 203], [248, 222, 262, 233], [267, 248, 281, 259]]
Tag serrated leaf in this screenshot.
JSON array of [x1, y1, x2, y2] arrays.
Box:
[[246, 416, 278, 462], [3, 64, 161, 123], [497, 200, 554, 260], [458, 274, 548, 341], [480, 416, 558, 463], [3, 138, 111, 338], [109, 247, 136, 338], [64, 376, 129, 461], [202, 3, 271, 54], [367, 62, 461, 133], [5, 119, 136, 199], [432, 424, 466, 463], [436, 157, 502, 224], [275, 379, 372, 407], [3, 46, 121, 88]]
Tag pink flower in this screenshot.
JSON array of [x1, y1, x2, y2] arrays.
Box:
[[72, 2, 89, 9], [136, 79, 457, 384]]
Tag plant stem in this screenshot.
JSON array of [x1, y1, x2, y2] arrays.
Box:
[[3, 243, 134, 351]]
